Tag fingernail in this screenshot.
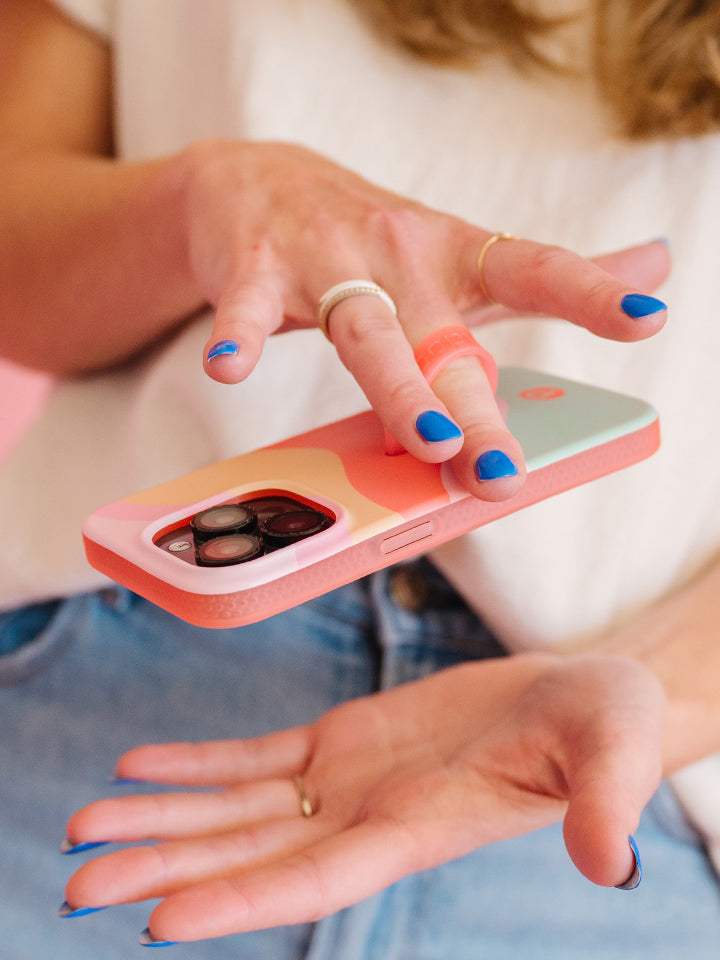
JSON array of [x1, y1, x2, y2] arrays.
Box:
[[475, 450, 518, 481], [207, 339, 239, 360], [415, 411, 463, 442], [60, 838, 109, 855], [139, 928, 178, 947], [615, 834, 642, 890], [621, 293, 667, 319], [59, 901, 107, 919], [107, 775, 145, 785]]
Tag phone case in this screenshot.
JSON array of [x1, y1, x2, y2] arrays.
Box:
[[83, 367, 660, 629]]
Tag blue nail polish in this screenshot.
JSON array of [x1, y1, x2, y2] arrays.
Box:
[[207, 339, 239, 360], [59, 901, 107, 919], [615, 834, 642, 890], [139, 928, 178, 947], [60, 838, 109, 855], [475, 450, 518, 481], [415, 411, 463, 442], [621, 293, 667, 319]]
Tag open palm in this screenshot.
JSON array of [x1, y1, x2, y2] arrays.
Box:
[[63, 652, 664, 944]]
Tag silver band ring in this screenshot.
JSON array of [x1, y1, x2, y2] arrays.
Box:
[[317, 280, 397, 341], [477, 232, 516, 305], [294, 777, 314, 818]]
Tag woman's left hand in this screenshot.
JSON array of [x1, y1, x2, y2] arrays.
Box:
[[62, 653, 665, 944]]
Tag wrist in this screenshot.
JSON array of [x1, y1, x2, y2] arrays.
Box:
[[593, 569, 720, 775]]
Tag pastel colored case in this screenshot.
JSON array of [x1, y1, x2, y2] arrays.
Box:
[[83, 368, 660, 628]]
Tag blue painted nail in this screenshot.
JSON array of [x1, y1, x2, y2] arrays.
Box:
[[621, 293, 667, 319], [615, 834, 642, 890], [207, 339, 239, 360], [59, 901, 107, 919], [475, 450, 519, 481], [415, 411, 463, 443], [139, 928, 178, 947], [60, 838, 109, 855]]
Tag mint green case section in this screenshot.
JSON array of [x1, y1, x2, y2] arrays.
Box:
[[499, 368, 657, 471]]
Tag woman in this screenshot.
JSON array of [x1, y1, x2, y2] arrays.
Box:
[[0, 0, 718, 956]]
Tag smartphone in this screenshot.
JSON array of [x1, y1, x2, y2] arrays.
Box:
[[83, 367, 659, 628]]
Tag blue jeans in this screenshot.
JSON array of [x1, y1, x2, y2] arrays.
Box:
[[0, 561, 718, 959]]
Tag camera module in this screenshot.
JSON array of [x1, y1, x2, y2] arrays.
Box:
[[156, 493, 335, 567]]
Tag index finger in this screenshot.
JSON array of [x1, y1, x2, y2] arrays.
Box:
[[473, 235, 668, 339], [114, 727, 311, 787]]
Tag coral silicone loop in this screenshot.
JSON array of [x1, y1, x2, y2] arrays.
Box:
[[385, 325, 498, 455]]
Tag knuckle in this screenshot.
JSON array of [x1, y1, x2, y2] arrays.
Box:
[[582, 274, 622, 306], [527, 243, 569, 273], [366, 205, 436, 263], [292, 851, 332, 920], [460, 416, 504, 439], [526, 245, 573, 300], [384, 375, 425, 412], [525, 244, 585, 307], [337, 307, 399, 348], [146, 842, 174, 885], [219, 283, 280, 331]]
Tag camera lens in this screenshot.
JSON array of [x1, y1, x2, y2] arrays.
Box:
[[248, 496, 302, 522], [260, 509, 333, 550], [195, 533, 264, 567], [191, 503, 258, 543]]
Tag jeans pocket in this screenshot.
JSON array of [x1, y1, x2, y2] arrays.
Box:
[[0, 598, 75, 686]]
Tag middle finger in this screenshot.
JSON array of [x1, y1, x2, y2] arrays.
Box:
[[65, 779, 305, 848], [327, 281, 525, 500]]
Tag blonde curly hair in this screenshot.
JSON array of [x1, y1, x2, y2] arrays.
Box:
[[353, 0, 720, 138]]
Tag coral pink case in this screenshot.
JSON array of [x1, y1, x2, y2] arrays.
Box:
[[83, 368, 660, 629]]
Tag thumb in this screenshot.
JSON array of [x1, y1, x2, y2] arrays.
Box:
[[203, 278, 284, 384], [562, 666, 665, 888], [563, 773, 649, 889]]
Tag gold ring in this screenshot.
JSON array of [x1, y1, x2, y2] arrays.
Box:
[[316, 280, 397, 341], [294, 777, 314, 817], [477, 232, 515, 305]]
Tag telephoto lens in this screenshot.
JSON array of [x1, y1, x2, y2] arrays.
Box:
[[194, 533, 264, 567], [248, 495, 304, 523], [190, 503, 258, 543], [260, 509, 333, 550]]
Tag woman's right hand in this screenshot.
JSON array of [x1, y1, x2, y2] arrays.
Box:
[[178, 139, 669, 499], [0, 1, 670, 503]]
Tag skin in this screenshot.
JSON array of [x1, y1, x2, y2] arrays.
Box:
[[63, 654, 666, 942], [0, 0, 669, 501], [4, 0, 718, 946]]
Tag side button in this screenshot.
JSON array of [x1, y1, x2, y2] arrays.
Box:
[[380, 520, 437, 555]]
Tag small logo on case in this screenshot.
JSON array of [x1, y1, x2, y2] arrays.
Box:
[[520, 386, 565, 401]]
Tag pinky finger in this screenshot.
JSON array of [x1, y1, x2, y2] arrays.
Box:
[[203, 278, 284, 384]]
